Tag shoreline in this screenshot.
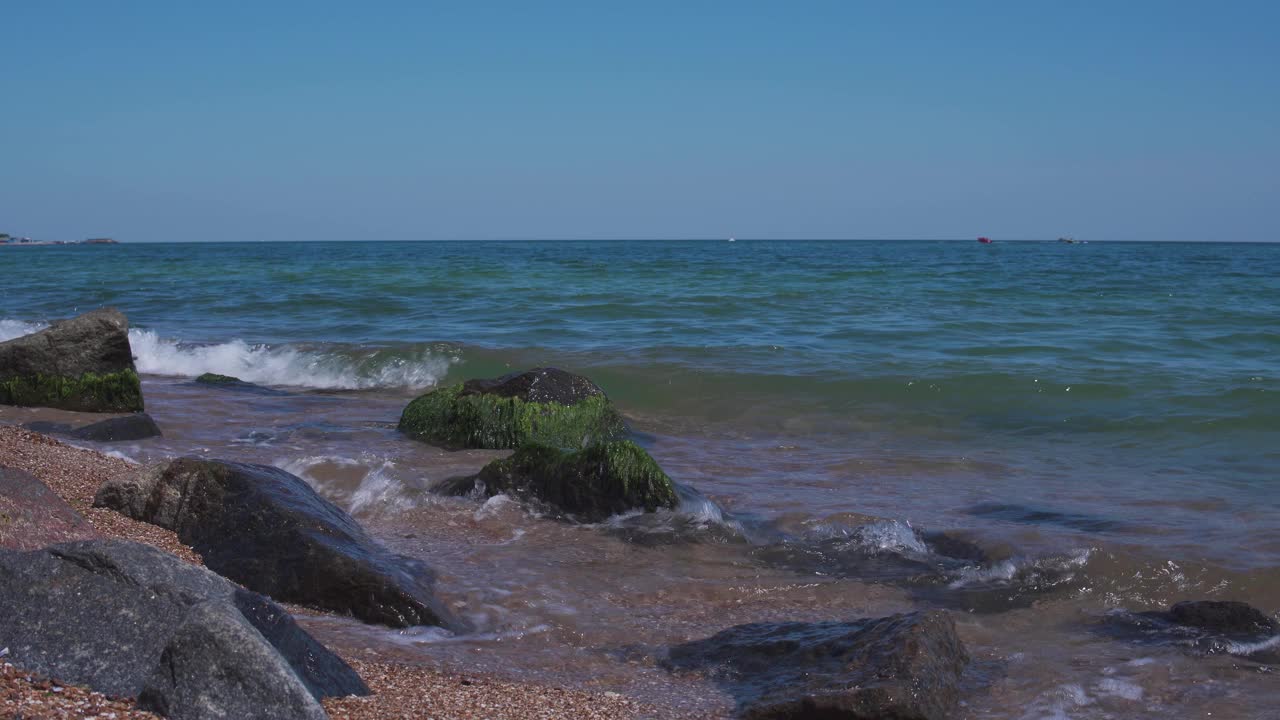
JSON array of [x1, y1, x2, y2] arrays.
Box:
[[0, 425, 671, 720]]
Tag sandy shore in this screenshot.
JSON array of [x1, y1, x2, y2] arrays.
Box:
[[0, 425, 667, 719]]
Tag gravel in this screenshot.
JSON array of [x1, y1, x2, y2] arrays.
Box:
[[0, 424, 686, 719]]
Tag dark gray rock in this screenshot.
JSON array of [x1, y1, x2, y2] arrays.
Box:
[[664, 610, 970, 720], [95, 457, 457, 629], [26, 412, 162, 442], [1104, 600, 1280, 663], [0, 540, 367, 717], [0, 308, 144, 412], [138, 601, 327, 720], [1167, 600, 1278, 635], [0, 467, 99, 550], [192, 373, 290, 396]]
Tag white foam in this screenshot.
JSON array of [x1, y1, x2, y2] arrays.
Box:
[[475, 494, 520, 520], [128, 329, 451, 389], [0, 319, 47, 341], [1224, 633, 1280, 656], [853, 520, 929, 554], [1019, 683, 1094, 720], [279, 454, 419, 515], [1094, 677, 1143, 701], [949, 548, 1092, 589], [1, 318, 451, 390]]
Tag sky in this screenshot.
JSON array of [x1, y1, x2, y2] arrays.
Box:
[[1, 1, 1277, 242]]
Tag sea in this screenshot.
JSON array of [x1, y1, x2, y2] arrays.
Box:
[[2, 240, 1278, 718]]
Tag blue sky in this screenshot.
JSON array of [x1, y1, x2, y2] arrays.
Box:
[[2, 1, 1276, 242]]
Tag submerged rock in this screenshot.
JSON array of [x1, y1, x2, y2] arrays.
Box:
[[1105, 600, 1280, 663], [751, 520, 1087, 614], [399, 367, 626, 449], [0, 467, 100, 550], [0, 308, 143, 413], [442, 440, 679, 522], [664, 610, 970, 719], [94, 457, 457, 629], [26, 412, 162, 442], [0, 540, 367, 719], [195, 372, 243, 384], [1166, 600, 1278, 635]]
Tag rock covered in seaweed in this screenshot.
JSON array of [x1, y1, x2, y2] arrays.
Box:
[[195, 372, 243, 385], [0, 308, 143, 413], [664, 610, 970, 720], [398, 367, 626, 449], [94, 457, 457, 629], [0, 540, 367, 720], [443, 440, 679, 522]]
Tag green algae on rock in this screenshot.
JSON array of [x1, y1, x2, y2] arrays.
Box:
[[195, 372, 243, 385], [0, 369, 143, 413], [447, 440, 679, 522], [0, 308, 144, 413], [398, 367, 626, 449]]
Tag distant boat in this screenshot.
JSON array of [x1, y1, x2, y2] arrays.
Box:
[[1057, 237, 1077, 244], [728, 237, 736, 243], [978, 237, 993, 244]]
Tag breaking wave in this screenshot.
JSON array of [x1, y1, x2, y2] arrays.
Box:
[[0, 320, 453, 390]]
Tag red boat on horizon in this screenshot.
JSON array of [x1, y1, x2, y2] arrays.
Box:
[[978, 237, 993, 244]]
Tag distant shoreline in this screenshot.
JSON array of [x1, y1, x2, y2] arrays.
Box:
[[0, 240, 119, 247]]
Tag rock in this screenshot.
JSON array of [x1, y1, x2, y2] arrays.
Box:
[[0, 308, 143, 413], [0, 540, 367, 718], [1103, 600, 1280, 664], [664, 610, 970, 720], [193, 372, 291, 396], [1166, 600, 1278, 635], [26, 412, 162, 442], [95, 457, 456, 628], [399, 367, 626, 449], [195, 372, 243, 385], [443, 441, 679, 522], [0, 467, 99, 550]]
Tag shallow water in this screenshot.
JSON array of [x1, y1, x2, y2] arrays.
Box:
[[3, 240, 1278, 716]]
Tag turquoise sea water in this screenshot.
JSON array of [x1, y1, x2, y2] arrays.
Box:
[[3, 240, 1279, 566]]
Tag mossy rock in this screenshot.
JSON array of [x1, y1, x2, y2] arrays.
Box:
[[453, 441, 679, 522], [195, 373, 243, 385], [0, 308, 143, 413], [398, 368, 626, 449], [0, 369, 143, 413]]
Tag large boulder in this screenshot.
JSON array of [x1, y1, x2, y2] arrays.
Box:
[[94, 457, 457, 629], [0, 540, 368, 720], [664, 610, 970, 720], [442, 440, 679, 523], [0, 467, 100, 550], [0, 308, 143, 413], [25, 412, 162, 442], [399, 367, 626, 449]]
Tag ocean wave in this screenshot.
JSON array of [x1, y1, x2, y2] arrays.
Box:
[[128, 330, 453, 389], [278, 454, 429, 515], [0, 319, 452, 390]]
